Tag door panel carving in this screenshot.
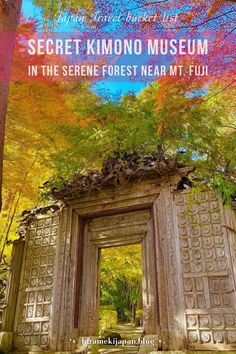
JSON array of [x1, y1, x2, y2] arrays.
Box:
[[175, 190, 236, 349], [13, 216, 59, 350]]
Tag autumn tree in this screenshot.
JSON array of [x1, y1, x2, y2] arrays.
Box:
[[1, 0, 235, 210], [0, 0, 22, 211], [46, 80, 235, 202], [0, 80, 78, 263], [0, 0, 94, 211], [100, 245, 142, 323]]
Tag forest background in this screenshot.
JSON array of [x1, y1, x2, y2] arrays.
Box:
[[0, 0, 235, 324]]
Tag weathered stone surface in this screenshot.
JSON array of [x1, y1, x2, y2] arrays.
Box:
[[0, 331, 13, 352], [3, 174, 236, 352], [2, 241, 24, 332], [138, 335, 159, 353], [8, 352, 236, 354], [12, 215, 59, 351], [175, 190, 236, 350]]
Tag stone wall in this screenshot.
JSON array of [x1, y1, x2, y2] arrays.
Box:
[[13, 215, 59, 351], [2, 179, 236, 352], [175, 190, 236, 349]]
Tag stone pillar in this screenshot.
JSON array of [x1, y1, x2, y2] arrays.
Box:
[[0, 240, 24, 352], [0, 332, 13, 352], [2, 239, 25, 331]]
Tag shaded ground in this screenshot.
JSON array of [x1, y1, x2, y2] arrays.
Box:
[[89, 323, 144, 353]]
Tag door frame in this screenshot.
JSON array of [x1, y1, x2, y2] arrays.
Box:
[[74, 207, 160, 336], [51, 178, 186, 351]]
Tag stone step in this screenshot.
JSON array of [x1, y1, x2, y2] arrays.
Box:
[[98, 350, 138, 352], [10, 351, 236, 354], [87, 344, 140, 353]]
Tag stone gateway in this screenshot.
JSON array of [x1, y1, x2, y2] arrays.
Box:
[[1, 167, 236, 353]]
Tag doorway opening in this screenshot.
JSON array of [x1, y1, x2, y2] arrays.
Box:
[[99, 244, 143, 340], [76, 209, 160, 337]]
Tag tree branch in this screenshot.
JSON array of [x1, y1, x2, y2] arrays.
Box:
[[0, 154, 38, 263], [202, 81, 236, 102], [129, 0, 171, 11], [158, 9, 236, 30]]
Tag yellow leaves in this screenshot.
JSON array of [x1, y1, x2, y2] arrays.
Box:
[[154, 76, 204, 136], [101, 244, 142, 283], [2, 81, 79, 252], [33, 0, 94, 27], [7, 83, 76, 150], [71, 0, 94, 11]]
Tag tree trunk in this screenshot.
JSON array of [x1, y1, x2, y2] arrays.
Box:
[[0, 0, 23, 211]]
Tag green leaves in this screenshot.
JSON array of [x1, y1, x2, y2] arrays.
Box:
[[32, 0, 94, 27], [50, 81, 236, 204], [100, 245, 142, 322]]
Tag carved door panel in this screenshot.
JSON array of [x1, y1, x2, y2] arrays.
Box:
[[13, 216, 59, 351], [176, 190, 236, 349], [77, 209, 160, 336]]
